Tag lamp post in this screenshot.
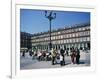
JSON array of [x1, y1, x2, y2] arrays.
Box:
[[45, 11, 56, 50]]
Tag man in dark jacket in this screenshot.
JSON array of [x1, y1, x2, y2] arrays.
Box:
[[76, 48, 80, 64]]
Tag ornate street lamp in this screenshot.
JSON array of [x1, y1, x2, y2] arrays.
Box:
[[45, 11, 56, 50]]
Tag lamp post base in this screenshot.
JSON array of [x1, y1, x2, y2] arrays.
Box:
[[49, 43, 52, 50]]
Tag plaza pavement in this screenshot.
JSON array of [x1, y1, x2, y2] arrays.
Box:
[[20, 50, 90, 70]]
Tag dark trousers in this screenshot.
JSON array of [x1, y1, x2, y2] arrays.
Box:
[[22, 52, 25, 57], [76, 55, 80, 64], [52, 56, 56, 65], [61, 55, 65, 66]]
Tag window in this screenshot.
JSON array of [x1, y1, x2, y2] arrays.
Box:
[[76, 38, 78, 42], [71, 29, 74, 32], [62, 30, 65, 33], [79, 28, 82, 31], [65, 30, 68, 33], [66, 39, 67, 43], [65, 34, 68, 38], [64, 40, 66, 43], [82, 27, 85, 31], [73, 38, 76, 43], [86, 27, 90, 30], [61, 35, 63, 39], [87, 37, 90, 41], [60, 40, 63, 44], [63, 35, 65, 38], [67, 39, 69, 43], [52, 41, 55, 44], [58, 32, 61, 34], [80, 38, 82, 42], [88, 31, 90, 35], [69, 39, 72, 43], [72, 33, 75, 37], [69, 34, 72, 38], [79, 32, 83, 36], [75, 28, 78, 32], [78, 38, 80, 42], [51, 37, 53, 40], [59, 40, 61, 44], [59, 35, 61, 39], [68, 34, 70, 38], [75, 33, 78, 37], [55, 36, 57, 40], [67, 30, 70, 33], [84, 37, 86, 41]]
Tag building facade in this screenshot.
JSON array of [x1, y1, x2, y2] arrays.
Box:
[[31, 23, 90, 51], [20, 32, 32, 51]]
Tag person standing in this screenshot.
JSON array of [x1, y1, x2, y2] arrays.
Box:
[[71, 48, 76, 64], [66, 49, 69, 56], [76, 48, 80, 64], [60, 47, 65, 66], [22, 51, 25, 57], [37, 50, 42, 61], [29, 50, 33, 57], [60, 55, 63, 66], [51, 48, 57, 65]]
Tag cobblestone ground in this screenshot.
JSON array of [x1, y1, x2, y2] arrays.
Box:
[[20, 50, 90, 70]]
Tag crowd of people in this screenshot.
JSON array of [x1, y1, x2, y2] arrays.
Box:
[[21, 47, 81, 66], [51, 47, 80, 66]]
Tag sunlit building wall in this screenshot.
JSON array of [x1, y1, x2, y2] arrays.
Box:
[[31, 23, 90, 51]]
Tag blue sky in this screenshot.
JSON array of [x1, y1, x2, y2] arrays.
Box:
[[20, 9, 90, 34]]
